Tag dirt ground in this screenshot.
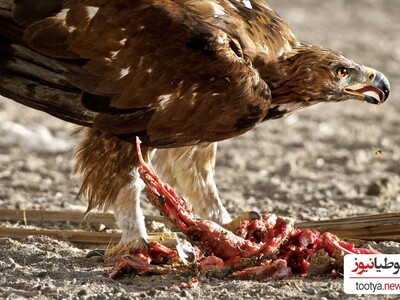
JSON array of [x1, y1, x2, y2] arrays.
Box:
[[1, 0, 400, 299]]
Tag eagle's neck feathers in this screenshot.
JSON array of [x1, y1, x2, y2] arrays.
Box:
[[259, 44, 335, 120]]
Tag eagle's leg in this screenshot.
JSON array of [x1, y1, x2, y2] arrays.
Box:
[[104, 172, 147, 257], [74, 128, 153, 257], [105, 168, 179, 257], [154, 144, 231, 225], [153, 144, 260, 231]]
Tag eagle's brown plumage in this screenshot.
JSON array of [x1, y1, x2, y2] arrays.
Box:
[[0, 0, 390, 249]]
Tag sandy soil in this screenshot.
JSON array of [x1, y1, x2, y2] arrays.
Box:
[[1, 0, 400, 299]]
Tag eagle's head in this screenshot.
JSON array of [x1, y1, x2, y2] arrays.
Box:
[[263, 45, 390, 118]]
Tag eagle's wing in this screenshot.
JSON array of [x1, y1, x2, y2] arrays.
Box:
[[15, 0, 297, 147]]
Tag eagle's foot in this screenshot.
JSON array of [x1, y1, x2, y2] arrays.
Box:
[[86, 244, 139, 259], [85, 244, 140, 259], [107, 241, 185, 278], [86, 239, 148, 259], [223, 210, 261, 232], [104, 243, 138, 258], [104, 232, 181, 258]]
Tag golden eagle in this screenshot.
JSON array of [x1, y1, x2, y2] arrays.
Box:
[[0, 0, 390, 254]]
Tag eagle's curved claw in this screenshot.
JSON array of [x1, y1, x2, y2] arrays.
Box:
[[224, 210, 262, 232], [176, 237, 197, 265], [85, 249, 106, 258], [139, 237, 150, 250], [104, 243, 137, 258]]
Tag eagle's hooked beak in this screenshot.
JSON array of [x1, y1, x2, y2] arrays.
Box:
[[344, 67, 390, 105]]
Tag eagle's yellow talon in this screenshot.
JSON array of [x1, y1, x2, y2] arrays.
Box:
[[224, 211, 261, 232], [104, 233, 180, 257], [104, 243, 135, 258]]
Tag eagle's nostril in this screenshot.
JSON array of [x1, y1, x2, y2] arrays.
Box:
[[368, 73, 375, 81]]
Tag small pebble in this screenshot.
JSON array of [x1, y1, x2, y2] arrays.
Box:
[[180, 290, 190, 298], [6, 257, 15, 265], [146, 289, 157, 297], [112, 287, 124, 293], [219, 288, 228, 295], [265, 286, 275, 293], [306, 288, 316, 295], [77, 289, 89, 296], [328, 291, 340, 298], [96, 293, 108, 300]]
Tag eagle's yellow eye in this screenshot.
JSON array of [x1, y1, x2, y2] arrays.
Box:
[[337, 67, 348, 78]]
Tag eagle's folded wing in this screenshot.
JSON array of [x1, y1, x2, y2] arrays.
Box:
[[14, 0, 298, 147]]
